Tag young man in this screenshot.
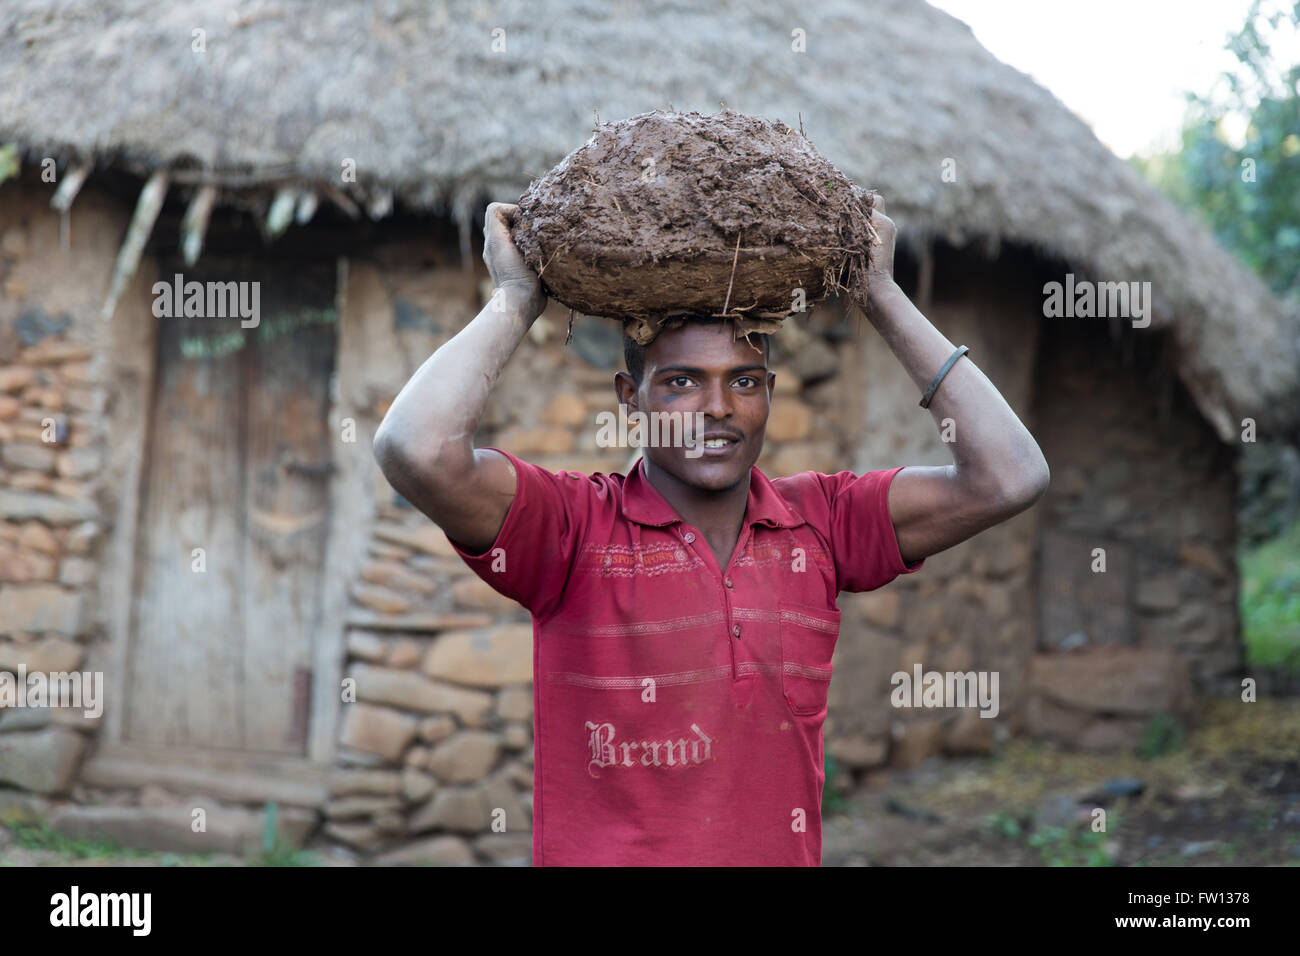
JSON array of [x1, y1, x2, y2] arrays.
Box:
[[373, 199, 1049, 865]]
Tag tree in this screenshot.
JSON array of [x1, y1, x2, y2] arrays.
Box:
[[1135, 0, 1300, 300], [1136, 3, 1300, 664]]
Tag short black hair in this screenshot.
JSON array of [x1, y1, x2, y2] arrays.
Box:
[[622, 316, 770, 386]]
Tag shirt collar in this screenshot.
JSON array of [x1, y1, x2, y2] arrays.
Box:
[[620, 455, 806, 530]]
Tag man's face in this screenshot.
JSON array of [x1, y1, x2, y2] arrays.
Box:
[[615, 323, 775, 491]]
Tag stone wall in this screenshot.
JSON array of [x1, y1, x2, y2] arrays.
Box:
[[819, 246, 1044, 776], [323, 245, 546, 865], [1022, 316, 1238, 751], [0, 180, 130, 796]]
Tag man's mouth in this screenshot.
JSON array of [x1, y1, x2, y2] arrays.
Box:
[[696, 433, 742, 455]]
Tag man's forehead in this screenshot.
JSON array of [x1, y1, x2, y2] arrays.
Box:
[[646, 323, 768, 367]]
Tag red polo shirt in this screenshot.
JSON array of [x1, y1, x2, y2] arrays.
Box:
[[448, 447, 922, 866]]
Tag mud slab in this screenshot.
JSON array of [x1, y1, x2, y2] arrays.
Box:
[[512, 109, 876, 342]]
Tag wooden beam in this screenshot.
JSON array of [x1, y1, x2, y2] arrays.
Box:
[[295, 190, 319, 225], [266, 186, 298, 238], [81, 743, 329, 808], [180, 184, 218, 266], [49, 162, 91, 212], [307, 253, 368, 764], [100, 170, 168, 321]]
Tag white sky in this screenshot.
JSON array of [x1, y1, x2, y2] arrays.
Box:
[[927, 0, 1276, 158]]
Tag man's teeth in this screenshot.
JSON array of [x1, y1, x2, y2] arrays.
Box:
[[704, 438, 732, 447]]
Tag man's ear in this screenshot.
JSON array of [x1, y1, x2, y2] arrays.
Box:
[[614, 370, 639, 411]]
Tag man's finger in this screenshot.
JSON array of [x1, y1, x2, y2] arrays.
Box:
[[496, 202, 520, 223], [872, 191, 886, 217], [485, 201, 517, 233]]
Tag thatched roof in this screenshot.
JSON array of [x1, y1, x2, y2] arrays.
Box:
[[2, 0, 1297, 438]]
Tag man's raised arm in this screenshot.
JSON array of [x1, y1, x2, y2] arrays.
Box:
[[372, 202, 546, 554], [862, 196, 1051, 564]]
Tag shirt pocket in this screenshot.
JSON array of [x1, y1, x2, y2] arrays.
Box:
[[778, 601, 842, 717]]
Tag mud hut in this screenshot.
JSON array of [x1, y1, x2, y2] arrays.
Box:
[[1, 0, 1297, 862]]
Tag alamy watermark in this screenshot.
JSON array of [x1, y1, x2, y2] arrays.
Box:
[[890, 665, 999, 718], [152, 273, 261, 328], [595, 404, 710, 458], [0, 665, 103, 719], [50, 885, 150, 935], [1042, 273, 1151, 328]]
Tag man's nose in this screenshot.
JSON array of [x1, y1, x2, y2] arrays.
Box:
[[699, 376, 731, 421]]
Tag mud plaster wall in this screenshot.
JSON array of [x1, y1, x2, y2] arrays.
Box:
[[821, 247, 1045, 773], [1032, 319, 1241, 693]]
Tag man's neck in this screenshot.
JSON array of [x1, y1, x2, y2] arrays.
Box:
[[641, 457, 750, 566]]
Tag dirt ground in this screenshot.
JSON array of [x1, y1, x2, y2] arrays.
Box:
[[822, 698, 1300, 866], [2, 698, 1296, 867]]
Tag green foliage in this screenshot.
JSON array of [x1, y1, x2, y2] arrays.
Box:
[[1240, 519, 1300, 673], [985, 810, 1114, 865], [5, 820, 223, 865], [984, 810, 1023, 840], [821, 751, 846, 814], [3, 806, 312, 866], [256, 840, 315, 866], [0, 143, 19, 186], [1133, 0, 1300, 301], [254, 801, 317, 866], [1027, 824, 1113, 867], [1238, 441, 1300, 546], [1134, 2, 1300, 667], [1137, 713, 1186, 759], [8, 821, 147, 860], [263, 799, 279, 852], [1248, 808, 1278, 833]]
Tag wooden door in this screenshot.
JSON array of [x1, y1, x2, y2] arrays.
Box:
[[126, 259, 336, 755]]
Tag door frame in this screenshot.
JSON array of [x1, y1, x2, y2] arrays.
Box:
[[87, 255, 367, 805]]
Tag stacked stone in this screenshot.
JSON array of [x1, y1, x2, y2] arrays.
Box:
[[760, 318, 844, 476], [828, 516, 1034, 775], [0, 321, 105, 795], [331, 489, 536, 864]]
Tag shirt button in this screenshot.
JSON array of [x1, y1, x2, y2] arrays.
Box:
[[732, 624, 741, 638], [683, 531, 696, 544], [725, 577, 733, 589]]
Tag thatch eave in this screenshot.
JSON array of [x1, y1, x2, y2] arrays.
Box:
[[1, 0, 1296, 438]]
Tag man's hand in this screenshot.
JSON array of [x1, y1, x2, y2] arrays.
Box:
[[865, 191, 898, 307], [483, 202, 546, 321]]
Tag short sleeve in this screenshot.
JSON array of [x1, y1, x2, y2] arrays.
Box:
[[445, 446, 585, 620], [816, 465, 924, 593]]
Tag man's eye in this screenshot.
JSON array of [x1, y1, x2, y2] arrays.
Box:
[[670, 376, 693, 387], [735, 376, 758, 387]]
